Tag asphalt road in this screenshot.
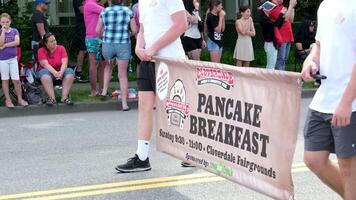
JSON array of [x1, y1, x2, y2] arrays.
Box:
[[0, 98, 341, 200]]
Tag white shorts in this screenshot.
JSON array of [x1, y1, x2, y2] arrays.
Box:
[[0, 57, 19, 80]]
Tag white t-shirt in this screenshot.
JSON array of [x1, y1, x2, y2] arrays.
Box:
[[184, 11, 202, 39], [310, 0, 356, 113], [139, 0, 186, 58]]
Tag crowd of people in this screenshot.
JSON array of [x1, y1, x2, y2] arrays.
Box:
[[1, 0, 315, 109], [0, 0, 355, 199]]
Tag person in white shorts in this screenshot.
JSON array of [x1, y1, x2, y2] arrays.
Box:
[[0, 13, 28, 108]]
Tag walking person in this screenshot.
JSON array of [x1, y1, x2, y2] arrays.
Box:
[[206, 0, 225, 63], [269, 0, 296, 70], [0, 13, 28, 108], [96, 0, 138, 110], [301, 0, 356, 199], [233, 5, 255, 67], [115, 0, 187, 173]]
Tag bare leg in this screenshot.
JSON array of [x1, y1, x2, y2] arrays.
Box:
[[76, 50, 86, 72], [88, 53, 98, 96], [117, 59, 129, 110], [137, 91, 156, 141], [210, 51, 222, 63], [101, 61, 113, 96], [1, 80, 12, 103], [190, 49, 201, 61], [338, 157, 356, 200], [243, 61, 250, 67], [12, 80, 26, 104], [61, 74, 74, 101], [236, 60, 243, 67], [98, 61, 106, 94], [304, 151, 344, 197], [40, 75, 56, 100]]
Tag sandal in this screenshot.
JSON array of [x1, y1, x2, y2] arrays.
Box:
[[5, 100, 15, 109], [45, 97, 56, 106], [18, 99, 29, 107], [62, 97, 73, 105]]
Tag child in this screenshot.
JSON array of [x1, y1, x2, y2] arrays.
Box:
[[233, 6, 255, 67], [0, 13, 28, 108]]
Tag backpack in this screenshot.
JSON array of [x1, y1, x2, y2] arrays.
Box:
[[22, 82, 43, 105]]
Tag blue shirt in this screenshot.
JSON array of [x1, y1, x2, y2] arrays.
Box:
[[100, 5, 133, 44]]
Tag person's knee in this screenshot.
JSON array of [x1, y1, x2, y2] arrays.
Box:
[[41, 75, 52, 83], [338, 159, 353, 178], [304, 152, 328, 173]]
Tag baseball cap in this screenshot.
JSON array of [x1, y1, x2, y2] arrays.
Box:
[[35, 0, 50, 5]]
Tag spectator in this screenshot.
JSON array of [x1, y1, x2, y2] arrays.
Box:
[[301, 1, 356, 199], [31, 0, 50, 62], [233, 5, 255, 67], [84, 0, 105, 97], [206, 0, 225, 63], [269, 0, 297, 70], [0, 13, 28, 108], [115, 0, 187, 173], [295, 19, 315, 61], [182, 0, 205, 60], [259, 2, 284, 69], [96, 0, 138, 110], [36, 33, 74, 106], [72, 0, 88, 82]]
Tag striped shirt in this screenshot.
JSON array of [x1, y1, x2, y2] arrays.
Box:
[[100, 5, 133, 44]]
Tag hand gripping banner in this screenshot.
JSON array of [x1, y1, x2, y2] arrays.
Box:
[[154, 57, 302, 200]]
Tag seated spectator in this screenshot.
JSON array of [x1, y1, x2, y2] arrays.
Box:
[[0, 13, 28, 108], [295, 20, 315, 61], [36, 32, 75, 106]]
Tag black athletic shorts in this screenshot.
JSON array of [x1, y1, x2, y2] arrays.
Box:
[[182, 36, 202, 52], [137, 61, 155, 92]]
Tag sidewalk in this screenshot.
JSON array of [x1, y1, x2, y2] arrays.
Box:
[[0, 81, 317, 118]]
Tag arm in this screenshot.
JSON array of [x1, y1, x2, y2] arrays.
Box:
[[235, 20, 246, 35], [332, 64, 356, 127], [301, 40, 320, 82], [248, 18, 256, 37], [144, 10, 187, 60], [0, 30, 5, 46], [135, 23, 146, 60], [1, 35, 20, 49], [284, 0, 297, 22], [130, 18, 138, 37], [36, 23, 46, 39], [59, 57, 68, 78], [39, 59, 59, 75], [214, 10, 225, 33], [186, 11, 199, 24], [96, 17, 103, 37]]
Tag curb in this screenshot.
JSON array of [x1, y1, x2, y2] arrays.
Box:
[[0, 89, 316, 118], [0, 99, 138, 118]]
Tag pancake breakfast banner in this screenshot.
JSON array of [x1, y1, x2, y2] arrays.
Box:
[[154, 57, 302, 200]]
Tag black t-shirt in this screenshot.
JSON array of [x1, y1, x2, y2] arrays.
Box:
[[31, 9, 49, 42], [73, 0, 85, 26], [206, 13, 223, 47]]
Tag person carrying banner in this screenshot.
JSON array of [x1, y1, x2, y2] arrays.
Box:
[[115, 0, 187, 172], [301, 0, 356, 199]]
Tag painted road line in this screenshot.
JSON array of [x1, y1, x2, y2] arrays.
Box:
[[0, 162, 312, 200], [26, 177, 224, 200], [0, 173, 214, 200]]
